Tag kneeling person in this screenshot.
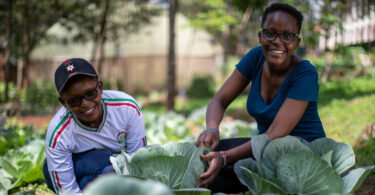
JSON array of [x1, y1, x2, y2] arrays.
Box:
[[44, 58, 147, 194]]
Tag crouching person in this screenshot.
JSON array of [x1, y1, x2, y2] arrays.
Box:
[[43, 58, 147, 194]]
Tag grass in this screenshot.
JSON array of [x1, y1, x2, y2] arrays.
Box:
[[319, 94, 375, 146]]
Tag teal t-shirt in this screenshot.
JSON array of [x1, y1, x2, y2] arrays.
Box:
[[236, 46, 325, 142]]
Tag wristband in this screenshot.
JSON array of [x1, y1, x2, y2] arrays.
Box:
[[206, 127, 219, 133], [220, 151, 227, 166]]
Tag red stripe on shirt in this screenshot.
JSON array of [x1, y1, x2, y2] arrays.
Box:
[[105, 102, 140, 115], [54, 171, 62, 192], [52, 115, 72, 149], [142, 137, 146, 146]]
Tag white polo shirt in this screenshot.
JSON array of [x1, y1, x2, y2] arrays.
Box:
[[45, 90, 147, 194]]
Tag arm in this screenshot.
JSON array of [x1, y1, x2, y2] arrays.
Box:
[[196, 69, 250, 150], [46, 147, 82, 194], [197, 98, 309, 187], [124, 104, 147, 155]]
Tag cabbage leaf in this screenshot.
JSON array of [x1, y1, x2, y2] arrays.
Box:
[[110, 142, 209, 190]]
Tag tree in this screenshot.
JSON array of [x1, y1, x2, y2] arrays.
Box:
[[166, 0, 177, 110], [3, 0, 12, 103], [58, 0, 161, 77]]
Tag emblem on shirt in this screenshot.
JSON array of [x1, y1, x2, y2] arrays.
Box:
[[117, 131, 126, 143], [66, 64, 75, 72]]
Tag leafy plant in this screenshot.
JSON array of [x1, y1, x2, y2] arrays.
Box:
[[0, 120, 44, 155], [82, 174, 174, 195], [23, 79, 60, 114], [186, 74, 215, 99], [0, 139, 46, 193], [110, 142, 210, 194], [234, 134, 374, 195]]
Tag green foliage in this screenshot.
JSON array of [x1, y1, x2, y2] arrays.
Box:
[[0, 120, 44, 155], [307, 46, 373, 81], [319, 77, 375, 106], [110, 142, 210, 190], [319, 94, 375, 145], [23, 80, 60, 114], [0, 82, 18, 103], [186, 74, 215, 99], [355, 137, 375, 168], [143, 107, 255, 145], [0, 139, 46, 193], [234, 134, 374, 194]]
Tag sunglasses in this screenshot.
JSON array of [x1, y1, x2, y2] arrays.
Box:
[[61, 83, 99, 107], [261, 29, 299, 44]]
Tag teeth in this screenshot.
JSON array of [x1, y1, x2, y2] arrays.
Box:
[[85, 107, 94, 114], [271, 50, 284, 54]]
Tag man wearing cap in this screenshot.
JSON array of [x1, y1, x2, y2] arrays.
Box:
[[43, 58, 147, 194]]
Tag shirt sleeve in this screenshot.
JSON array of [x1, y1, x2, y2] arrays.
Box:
[[46, 146, 81, 194], [45, 118, 81, 194], [287, 63, 319, 102], [235, 46, 263, 80], [124, 102, 147, 155]]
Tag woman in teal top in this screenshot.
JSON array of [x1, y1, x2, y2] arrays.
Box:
[[195, 3, 326, 193], [238, 46, 325, 142]]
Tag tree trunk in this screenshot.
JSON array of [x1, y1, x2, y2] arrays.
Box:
[[91, 0, 110, 75], [4, 0, 12, 103], [167, 0, 177, 111], [22, 0, 31, 89], [110, 35, 120, 90]]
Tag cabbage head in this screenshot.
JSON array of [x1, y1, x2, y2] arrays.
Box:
[[110, 142, 210, 193], [234, 134, 374, 195]]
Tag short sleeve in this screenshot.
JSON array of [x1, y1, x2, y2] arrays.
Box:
[[124, 101, 147, 155], [235, 46, 264, 80], [287, 62, 319, 102]]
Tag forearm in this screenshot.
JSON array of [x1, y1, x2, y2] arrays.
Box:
[[206, 97, 226, 128], [225, 141, 252, 164]]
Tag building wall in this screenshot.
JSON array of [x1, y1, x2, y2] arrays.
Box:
[[319, 1, 375, 50], [29, 55, 218, 94]]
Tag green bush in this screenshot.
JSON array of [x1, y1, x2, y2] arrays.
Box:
[[186, 74, 215, 99], [23, 79, 60, 114], [0, 82, 18, 103]]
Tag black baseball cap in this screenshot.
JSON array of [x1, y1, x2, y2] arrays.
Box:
[[54, 58, 98, 94]]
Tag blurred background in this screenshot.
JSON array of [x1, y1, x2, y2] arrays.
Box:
[[0, 0, 375, 194]]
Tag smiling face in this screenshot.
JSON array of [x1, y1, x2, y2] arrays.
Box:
[[258, 11, 300, 70], [59, 76, 103, 128]]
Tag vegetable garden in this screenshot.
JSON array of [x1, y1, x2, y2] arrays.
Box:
[[1, 76, 375, 194]]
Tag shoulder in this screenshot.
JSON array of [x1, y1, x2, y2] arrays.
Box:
[[102, 90, 142, 116], [236, 46, 264, 79], [242, 46, 264, 60], [293, 60, 318, 77], [46, 108, 73, 149], [102, 90, 136, 100]]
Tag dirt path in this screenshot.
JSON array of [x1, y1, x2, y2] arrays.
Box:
[[16, 115, 53, 130]]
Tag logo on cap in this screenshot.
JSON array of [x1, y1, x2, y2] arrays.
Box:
[[66, 64, 75, 72]]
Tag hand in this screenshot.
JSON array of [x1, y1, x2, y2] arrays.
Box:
[[196, 152, 223, 188], [195, 129, 220, 150]]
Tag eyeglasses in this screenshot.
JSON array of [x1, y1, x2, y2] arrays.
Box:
[[261, 29, 299, 44], [61, 83, 99, 107]]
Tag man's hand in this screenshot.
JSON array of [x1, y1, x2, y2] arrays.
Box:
[[195, 152, 223, 188], [195, 130, 220, 150]]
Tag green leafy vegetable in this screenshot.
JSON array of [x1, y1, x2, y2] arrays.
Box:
[[234, 134, 374, 194], [110, 142, 209, 191]]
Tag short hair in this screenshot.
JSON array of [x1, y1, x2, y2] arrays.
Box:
[[261, 3, 304, 33]]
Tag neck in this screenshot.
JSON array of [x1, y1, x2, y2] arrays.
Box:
[[266, 55, 295, 77]]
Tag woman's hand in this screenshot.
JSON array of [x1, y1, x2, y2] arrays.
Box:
[[195, 130, 220, 150], [196, 151, 223, 188]]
